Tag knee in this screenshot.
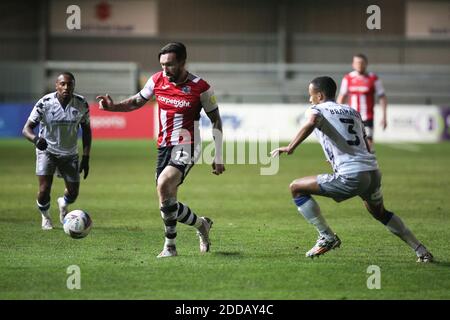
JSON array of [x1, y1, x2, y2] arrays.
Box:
[[368, 206, 392, 224], [289, 181, 302, 198], [157, 177, 174, 198]]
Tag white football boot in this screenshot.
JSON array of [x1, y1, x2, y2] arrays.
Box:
[[57, 197, 68, 224], [305, 233, 341, 258], [197, 217, 213, 253], [41, 215, 53, 230], [157, 245, 177, 258]]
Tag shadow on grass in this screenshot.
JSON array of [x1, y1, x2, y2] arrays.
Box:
[[212, 251, 243, 257], [432, 260, 450, 268]]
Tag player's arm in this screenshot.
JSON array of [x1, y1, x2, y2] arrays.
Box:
[[271, 110, 318, 157], [379, 94, 388, 130], [96, 93, 147, 112], [337, 93, 347, 104], [206, 109, 225, 175], [375, 77, 387, 130], [22, 119, 47, 150], [337, 77, 348, 104], [79, 121, 92, 179]]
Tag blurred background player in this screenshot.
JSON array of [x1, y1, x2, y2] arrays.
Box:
[[22, 72, 91, 230], [337, 53, 388, 152], [97, 42, 225, 258], [271, 76, 433, 263]]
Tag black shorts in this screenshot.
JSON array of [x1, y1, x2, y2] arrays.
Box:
[[156, 144, 200, 185]]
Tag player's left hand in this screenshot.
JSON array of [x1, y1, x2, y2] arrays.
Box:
[[79, 155, 90, 179], [381, 118, 387, 130], [212, 161, 225, 175]]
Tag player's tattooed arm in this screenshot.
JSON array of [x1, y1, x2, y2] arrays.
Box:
[[96, 93, 147, 112], [206, 109, 225, 175]]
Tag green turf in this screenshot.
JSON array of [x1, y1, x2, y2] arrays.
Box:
[[0, 139, 449, 299]]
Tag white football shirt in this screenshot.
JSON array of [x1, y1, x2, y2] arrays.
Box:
[[28, 92, 90, 155], [309, 101, 378, 175]]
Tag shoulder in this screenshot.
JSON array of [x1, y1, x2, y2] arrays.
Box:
[[73, 93, 87, 103], [367, 72, 379, 80], [41, 92, 55, 103], [188, 73, 211, 92], [151, 71, 164, 84], [348, 71, 359, 78], [36, 92, 55, 108], [308, 104, 323, 116]]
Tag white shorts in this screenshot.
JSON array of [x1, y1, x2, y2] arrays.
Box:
[[317, 170, 383, 204], [36, 150, 80, 183]]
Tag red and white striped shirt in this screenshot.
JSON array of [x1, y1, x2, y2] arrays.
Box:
[[139, 71, 218, 147], [339, 71, 385, 121]]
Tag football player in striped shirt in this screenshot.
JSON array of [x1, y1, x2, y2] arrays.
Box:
[[97, 42, 225, 258], [337, 54, 388, 152], [22, 72, 92, 230]]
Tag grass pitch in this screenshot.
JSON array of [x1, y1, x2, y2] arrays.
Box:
[[0, 139, 449, 299]]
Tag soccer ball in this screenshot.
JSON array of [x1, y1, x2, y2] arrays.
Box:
[[63, 210, 93, 239]]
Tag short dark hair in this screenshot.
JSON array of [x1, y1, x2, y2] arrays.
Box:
[[158, 42, 187, 62], [353, 53, 368, 63], [58, 71, 75, 82], [310, 76, 337, 100]]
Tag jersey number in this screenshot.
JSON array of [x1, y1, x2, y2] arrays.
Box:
[[339, 118, 360, 146]]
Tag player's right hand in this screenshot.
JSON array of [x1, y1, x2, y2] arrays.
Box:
[[96, 94, 114, 110], [270, 146, 291, 157], [33, 137, 47, 151]]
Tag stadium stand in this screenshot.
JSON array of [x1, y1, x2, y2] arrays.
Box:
[[187, 63, 450, 105]]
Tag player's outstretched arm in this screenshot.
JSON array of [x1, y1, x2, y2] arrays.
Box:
[[96, 93, 147, 112], [271, 111, 318, 157]]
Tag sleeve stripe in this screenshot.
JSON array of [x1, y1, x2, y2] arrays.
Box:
[[205, 107, 218, 114], [139, 92, 149, 101]]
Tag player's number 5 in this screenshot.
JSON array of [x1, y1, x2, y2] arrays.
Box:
[[339, 118, 360, 146]]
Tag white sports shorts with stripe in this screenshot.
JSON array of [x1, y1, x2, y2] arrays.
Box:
[[36, 150, 80, 183], [317, 169, 383, 204]]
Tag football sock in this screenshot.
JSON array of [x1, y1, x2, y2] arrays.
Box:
[[177, 202, 203, 229], [383, 211, 422, 250], [293, 195, 334, 239], [160, 198, 178, 247], [36, 200, 50, 218]]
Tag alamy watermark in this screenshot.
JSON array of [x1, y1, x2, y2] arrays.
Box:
[[168, 123, 280, 175], [66, 265, 81, 290], [366, 5, 381, 30], [366, 265, 381, 289], [66, 5, 81, 30]]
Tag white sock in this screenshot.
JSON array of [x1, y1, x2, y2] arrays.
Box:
[[294, 195, 334, 238], [385, 214, 421, 250]]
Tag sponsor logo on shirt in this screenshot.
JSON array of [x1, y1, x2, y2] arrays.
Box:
[[349, 86, 370, 93], [157, 96, 191, 108]]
